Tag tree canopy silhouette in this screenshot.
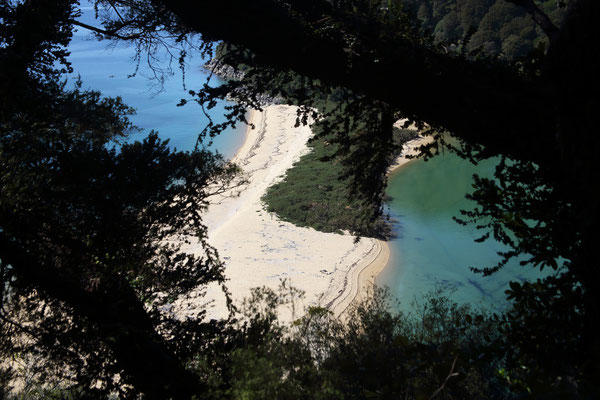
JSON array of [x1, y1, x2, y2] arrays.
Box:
[[2, 0, 599, 397], [91, 0, 598, 392], [1, 0, 242, 397]]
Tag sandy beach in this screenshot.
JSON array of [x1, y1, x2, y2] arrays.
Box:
[[388, 134, 433, 174], [174, 107, 433, 322], [175, 105, 386, 321]]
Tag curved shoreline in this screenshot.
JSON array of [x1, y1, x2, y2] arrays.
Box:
[[185, 111, 431, 322], [330, 239, 390, 318], [180, 105, 380, 323], [331, 135, 434, 316], [230, 109, 258, 164], [231, 109, 394, 318], [388, 135, 433, 175]]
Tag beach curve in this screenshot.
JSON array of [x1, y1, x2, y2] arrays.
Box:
[[175, 108, 433, 322], [329, 134, 435, 316], [176, 105, 381, 322]]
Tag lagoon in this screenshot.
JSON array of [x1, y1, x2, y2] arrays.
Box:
[[68, 9, 538, 315], [379, 152, 541, 312]]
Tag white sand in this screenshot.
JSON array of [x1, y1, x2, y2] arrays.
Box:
[[175, 105, 384, 322], [332, 132, 434, 317], [173, 108, 433, 322], [388, 134, 434, 173]]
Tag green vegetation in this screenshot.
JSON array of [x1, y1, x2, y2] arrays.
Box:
[[3, 0, 600, 398], [9, 286, 513, 400], [263, 122, 416, 236], [404, 0, 567, 58], [221, 287, 508, 400]]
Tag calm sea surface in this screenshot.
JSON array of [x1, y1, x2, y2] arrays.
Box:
[[69, 5, 541, 313], [67, 3, 245, 157], [379, 153, 544, 313]]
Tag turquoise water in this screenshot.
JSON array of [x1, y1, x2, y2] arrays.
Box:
[[68, 4, 539, 314], [67, 2, 245, 156], [378, 153, 541, 312]]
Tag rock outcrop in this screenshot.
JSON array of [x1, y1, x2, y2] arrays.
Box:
[[203, 59, 283, 107]]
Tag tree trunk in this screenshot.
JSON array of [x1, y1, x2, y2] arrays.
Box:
[[0, 234, 203, 399]]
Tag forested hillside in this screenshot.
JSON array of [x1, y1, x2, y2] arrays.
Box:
[[403, 0, 566, 58], [258, 0, 567, 236]]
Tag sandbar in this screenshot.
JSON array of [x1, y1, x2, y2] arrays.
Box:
[[175, 108, 432, 321], [176, 105, 382, 322]]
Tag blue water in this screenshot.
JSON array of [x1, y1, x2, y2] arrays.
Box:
[[378, 153, 544, 313], [67, 2, 245, 157], [68, 4, 542, 314]]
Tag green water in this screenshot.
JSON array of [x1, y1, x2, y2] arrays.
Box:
[[378, 153, 539, 312]]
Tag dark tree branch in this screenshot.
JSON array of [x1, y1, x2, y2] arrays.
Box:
[[70, 19, 142, 40], [506, 0, 560, 42], [155, 0, 556, 168], [0, 232, 203, 398], [429, 355, 459, 400], [107, 0, 127, 24]]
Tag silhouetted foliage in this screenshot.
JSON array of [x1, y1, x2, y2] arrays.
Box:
[[1, 1, 240, 397], [216, 287, 510, 400], [112, 0, 597, 395], [2, 0, 600, 398]]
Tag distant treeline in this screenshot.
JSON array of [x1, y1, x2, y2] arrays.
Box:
[[402, 0, 566, 58], [215, 0, 566, 63], [225, 0, 568, 237]]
